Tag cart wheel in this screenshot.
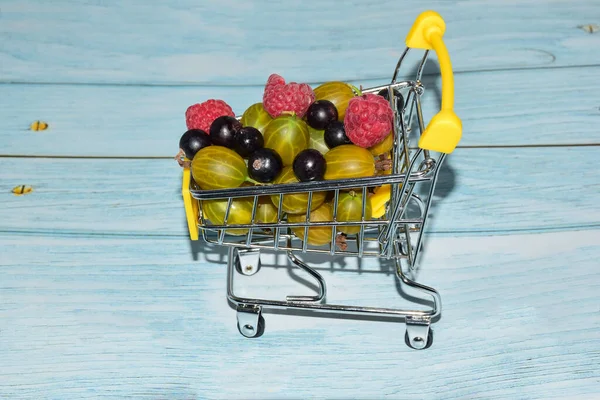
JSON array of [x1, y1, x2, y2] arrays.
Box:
[[235, 248, 261, 276], [405, 315, 433, 350], [405, 329, 433, 350], [237, 315, 265, 338], [236, 304, 265, 338]]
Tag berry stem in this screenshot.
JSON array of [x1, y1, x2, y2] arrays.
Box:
[[174, 149, 190, 168], [347, 83, 363, 96], [375, 154, 393, 172], [335, 233, 348, 251], [245, 177, 265, 186]]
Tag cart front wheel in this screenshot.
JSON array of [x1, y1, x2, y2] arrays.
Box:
[[237, 316, 265, 338], [405, 329, 433, 350], [405, 315, 433, 350], [236, 304, 265, 338]]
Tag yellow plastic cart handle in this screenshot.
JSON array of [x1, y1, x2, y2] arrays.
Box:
[[406, 10, 462, 154], [182, 167, 199, 241]]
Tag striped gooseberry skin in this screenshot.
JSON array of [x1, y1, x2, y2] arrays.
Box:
[[191, 146, 247, 190], [369, 131, 393, 156], [270, 166, 326, 214], [288, 202, 334, 246], [240, 102, 273, 134], [323, 144, 375, 180], [335, 190, 372, 235], [263, 114, 309, 166], [308, 125, 329, 155], [313, 81, 356, 121], [201, 197, 254, 236], [256, 196, 279, 224]]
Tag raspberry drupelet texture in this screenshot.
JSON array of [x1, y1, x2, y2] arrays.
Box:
[[185, 99, 235, 133], [343, 93, 394, 148], [262, 74, 315, 118]]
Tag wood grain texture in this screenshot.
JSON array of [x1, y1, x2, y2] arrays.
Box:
[[1, 230, 598, 399], [1, 147, 598, 238], [2, 1, 600, 398], [2, 66, 600, 157], [1, 0, 599, 85]]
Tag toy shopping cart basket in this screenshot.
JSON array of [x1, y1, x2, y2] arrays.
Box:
[[180, 11, 462, 349]]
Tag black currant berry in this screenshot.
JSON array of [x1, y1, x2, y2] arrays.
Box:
[[293, 149, 326, 182], [248, 148, 283, 183], [209, 116, 242, 148], [235, 126, 264, 157], [179, 129, 211, 159], [377, 88, 404, 112], [323, 121, 352, 149], [306, 100, 338, 130]]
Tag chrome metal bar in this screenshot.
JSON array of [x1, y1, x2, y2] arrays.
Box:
[[285, 251, 327, 303], [201, 218, 422, 231], [191, 172, 432, 200], [404, 222, 414, 268], [378, 146, 424, 247], [274, 194, 284, 251], [362, 81, 413, 94], [412, 153, 447, 267], [198, 200, 207, 225], [302, 191, 314, 253], [215, 237, 402, 258], [415, 90, 431, 161], [330, 189, 340, 256], [382, 87, 432, 253], [394, 243, 441, 320], [384, 88, 408, 258], [225, 244, 439, 319], [247, 195, 259, 247], [383, 180, 420, 258], [405, 89, 415, 134], [416, 50, 430, 82], [218, 197, 234, 245], [399, 94, 413, 172], [391, 47, 411, 84], [358, 186, 368, 258]]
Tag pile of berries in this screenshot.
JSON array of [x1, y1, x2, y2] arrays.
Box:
[[177, 73, 402, 185], [175, 74, 407, 246]]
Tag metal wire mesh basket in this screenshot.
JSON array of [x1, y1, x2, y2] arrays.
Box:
[[180, 10, 462, 349]]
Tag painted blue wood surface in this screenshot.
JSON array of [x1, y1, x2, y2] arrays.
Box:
[[1, 0, 600, 398], [1, 231, 599, 399], [1, 65, 600, 157], [1, 0, 599, 85]]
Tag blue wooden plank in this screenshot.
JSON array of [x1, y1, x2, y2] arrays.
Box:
[[1, 66, 599, 157], [0, 1, 599, 85], [0, 230, 598, 399], [1, 147, 598, 237]]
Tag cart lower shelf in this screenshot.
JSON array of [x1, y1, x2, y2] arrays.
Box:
[[226, 247, 440, 350]]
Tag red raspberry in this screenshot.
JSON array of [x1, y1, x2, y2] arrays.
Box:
[[262, 73, 315, 118], [344, 93, 394, 148], [185, 99, 235, 132]]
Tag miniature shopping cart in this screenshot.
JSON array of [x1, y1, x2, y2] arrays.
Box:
[[181, 11, 462, 349]]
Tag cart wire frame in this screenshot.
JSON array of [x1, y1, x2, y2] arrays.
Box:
[[181, 10, 462, 349]]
